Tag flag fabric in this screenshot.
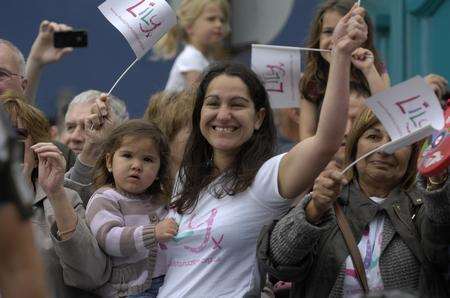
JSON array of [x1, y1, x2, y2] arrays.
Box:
[[99, 0, 176, 59], [365, 76, 444, 153], [251, 44, 301, 109]]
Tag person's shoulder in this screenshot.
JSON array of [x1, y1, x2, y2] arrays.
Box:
[[86, 186, 122, 211], [90, 186, 123, 202], [177, 44, 206, 62], [254, 154, 286, 182], [260, 154, 286, 169]]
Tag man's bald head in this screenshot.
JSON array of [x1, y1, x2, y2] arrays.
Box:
[[0, 39, 27, 95]]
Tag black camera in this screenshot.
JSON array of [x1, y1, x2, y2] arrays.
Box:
[[54, 30, 88, 48]]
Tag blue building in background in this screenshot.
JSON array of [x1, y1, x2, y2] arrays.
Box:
[[1, 0, 448, 118]]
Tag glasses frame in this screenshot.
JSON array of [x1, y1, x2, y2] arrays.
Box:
[[0, 67, 25, 82]]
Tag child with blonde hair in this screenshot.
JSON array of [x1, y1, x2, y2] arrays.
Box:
[[154, 0, 230, 92], [86, 120, 178, 297]]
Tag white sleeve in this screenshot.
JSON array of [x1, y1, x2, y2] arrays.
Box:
[[249, 154, 291, 210], [177, 46, 209, 73]]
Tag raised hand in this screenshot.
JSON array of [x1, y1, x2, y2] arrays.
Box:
[[78, 93, 116, 166], [25, 20, 75, 104], [306, 165, 348, 223], [332, 4, 368, 55], [351, 47, 374, 72], [91, 93, 111, 121], [84, 93, 114, 144], [28, 20, 74, 67], [32, 142, 66, 196], [155, 218, 179, 243]]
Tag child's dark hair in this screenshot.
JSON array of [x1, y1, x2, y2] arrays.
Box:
[[93, 119, 171, 201]]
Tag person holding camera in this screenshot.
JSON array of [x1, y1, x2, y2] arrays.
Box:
[[25, 20, 74, 105], [2, 97, 111, 298]]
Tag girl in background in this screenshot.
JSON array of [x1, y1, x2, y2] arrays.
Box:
[[299, 0, 390, 141], [86, 120, 178, 297], [154, 0, 230, 92]]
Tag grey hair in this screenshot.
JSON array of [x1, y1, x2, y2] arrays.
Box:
[[0, 39, 26, 75], [66, 89, 129, 123]]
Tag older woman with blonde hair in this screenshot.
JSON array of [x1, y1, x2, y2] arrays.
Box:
[[258, 107, 449, 297], [144, 90, 194, 179], [2, 97, 110, 297]]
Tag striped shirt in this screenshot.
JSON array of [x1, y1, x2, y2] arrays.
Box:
[[86, 187, 167, 296]]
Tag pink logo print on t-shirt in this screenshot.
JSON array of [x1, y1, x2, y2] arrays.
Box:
[[182, 208, 224, 253], [211, 234, 223, 249]]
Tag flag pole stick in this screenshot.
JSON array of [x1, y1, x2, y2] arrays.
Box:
[[108, 58, 139, 95]]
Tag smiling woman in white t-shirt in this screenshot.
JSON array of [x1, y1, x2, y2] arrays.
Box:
[[157, 8, 368, 296]]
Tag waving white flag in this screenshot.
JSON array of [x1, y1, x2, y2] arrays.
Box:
[[251, 44, 301, 109], [99, 0, 176, 59], [365, 76, 444, 154], [342, 76, 444, 174]]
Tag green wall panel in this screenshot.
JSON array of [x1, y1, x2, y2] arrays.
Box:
[[365, 0, 449, 84]]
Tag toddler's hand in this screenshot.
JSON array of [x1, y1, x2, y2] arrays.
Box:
[[155, 218, 178, 243]]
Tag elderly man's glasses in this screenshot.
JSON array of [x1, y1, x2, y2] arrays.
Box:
[[0, 68, 24, 82]]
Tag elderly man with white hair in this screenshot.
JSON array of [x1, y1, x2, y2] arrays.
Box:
[[62, 90, 129, 154], [62, 90, 129, 205]]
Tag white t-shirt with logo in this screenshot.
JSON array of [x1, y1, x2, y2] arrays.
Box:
[[157, 154, 291, 297], [164, 44, 210, 92]]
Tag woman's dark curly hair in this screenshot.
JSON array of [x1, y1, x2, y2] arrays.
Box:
[[171, 62, 277, 214]]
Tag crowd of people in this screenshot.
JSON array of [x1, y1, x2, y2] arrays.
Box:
[[0, 0, 449, 297]]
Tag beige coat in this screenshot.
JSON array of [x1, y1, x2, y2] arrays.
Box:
[[32, 184, 111, 298]]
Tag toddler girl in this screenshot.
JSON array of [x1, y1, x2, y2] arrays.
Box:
[[86, 120, 178, 297]]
